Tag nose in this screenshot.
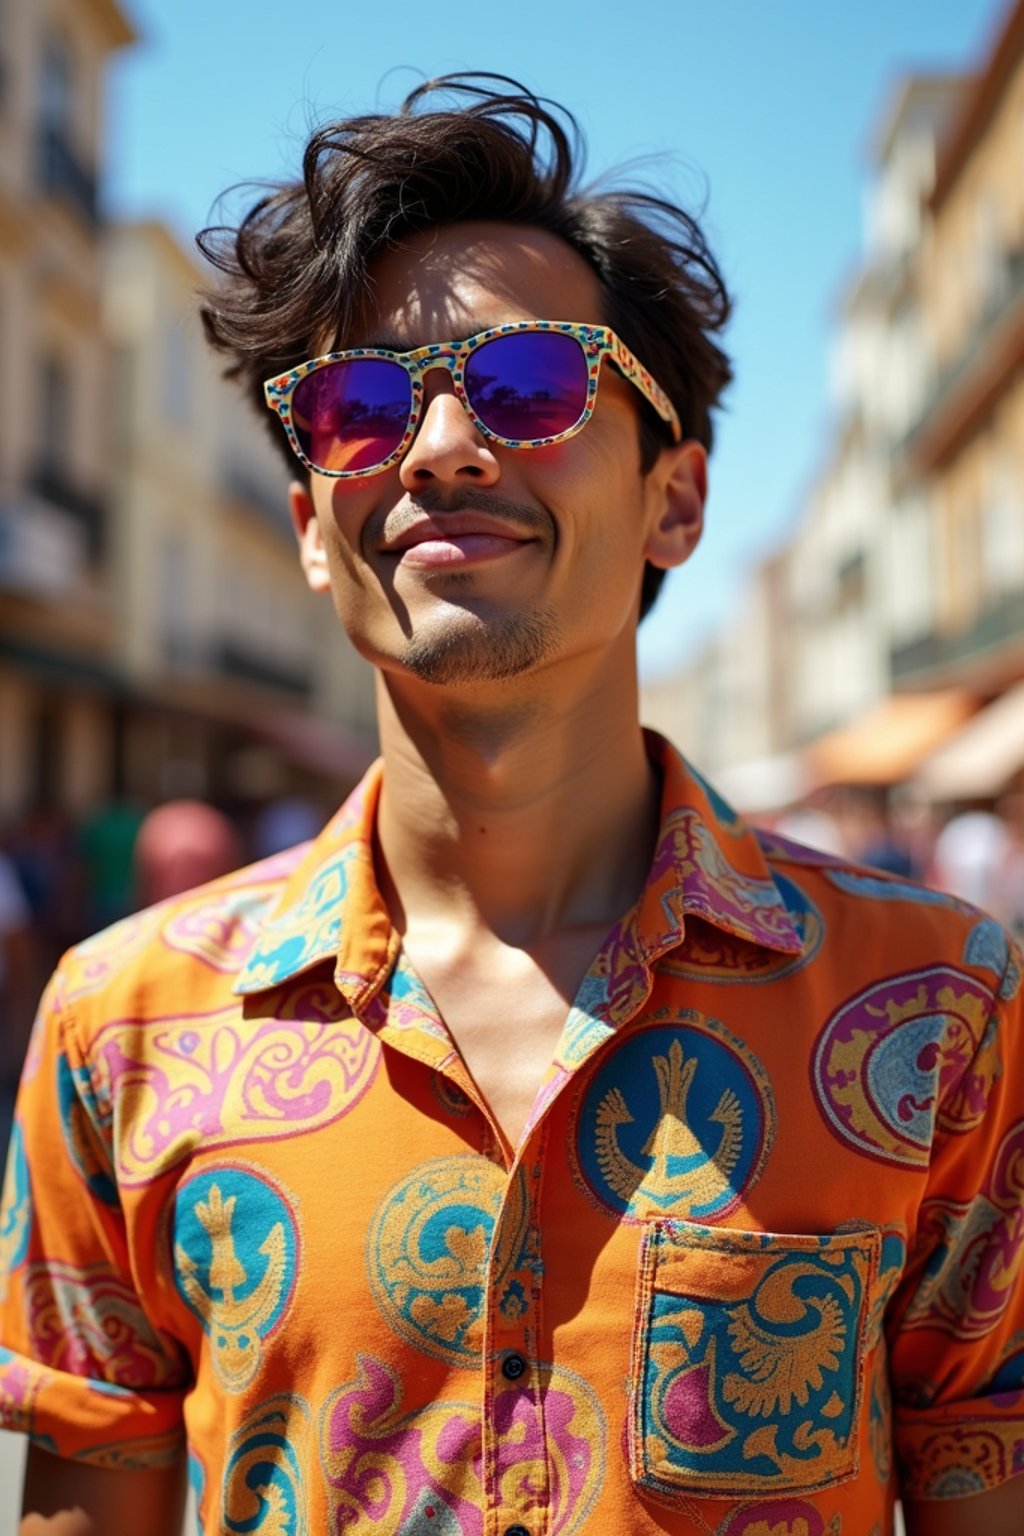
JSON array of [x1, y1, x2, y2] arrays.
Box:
[[398, 370, 500, 490]]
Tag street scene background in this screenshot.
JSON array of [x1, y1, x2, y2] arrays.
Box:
[[3, 0, 1024, 1529]]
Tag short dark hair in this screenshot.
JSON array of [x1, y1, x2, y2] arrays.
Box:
[[197, 74, 733, 619]]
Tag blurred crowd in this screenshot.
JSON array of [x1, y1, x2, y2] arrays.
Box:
[[768, 787, 1024, 932], [0, 792, 327, 1147], [1, 784, 1022, 1152]]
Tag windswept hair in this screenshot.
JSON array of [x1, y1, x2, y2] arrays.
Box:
[[197, 74, 733, 617]]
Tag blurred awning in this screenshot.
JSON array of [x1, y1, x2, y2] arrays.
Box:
[[913, 681, 1024, 799], [805, 690, 976, 787]]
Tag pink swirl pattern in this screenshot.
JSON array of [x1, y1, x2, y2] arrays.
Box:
[[320, 1354, 603, 1533], [88, 1007, 379, 1183], [24, 1260, 188, 1387]]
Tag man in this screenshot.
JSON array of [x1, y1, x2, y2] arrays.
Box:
[[2, 77, 1021, 1536]]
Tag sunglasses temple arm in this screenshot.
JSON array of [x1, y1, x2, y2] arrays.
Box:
[[608, 337, 682, 442]]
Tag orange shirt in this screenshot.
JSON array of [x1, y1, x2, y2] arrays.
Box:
[[1, 735, 1023, 1535]]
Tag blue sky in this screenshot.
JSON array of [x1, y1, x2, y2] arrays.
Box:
[[105, 0, 1005, 678]]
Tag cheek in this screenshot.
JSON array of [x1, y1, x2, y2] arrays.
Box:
[[313, 481, 384, 575]]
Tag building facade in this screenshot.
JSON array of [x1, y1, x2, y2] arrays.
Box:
[[645, 0, 1024, 810], [0, 0, 376, 836]]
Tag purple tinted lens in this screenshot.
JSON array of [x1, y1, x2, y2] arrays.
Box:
[[464, 332, 588, 442], [291, 358, 412, 472]]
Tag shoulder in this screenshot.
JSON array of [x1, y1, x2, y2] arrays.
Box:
[[54, 845, 309, 1045], [756, 826, 1021, 1003]]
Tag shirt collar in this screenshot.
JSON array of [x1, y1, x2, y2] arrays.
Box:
[[234, 731, 803, 1002]]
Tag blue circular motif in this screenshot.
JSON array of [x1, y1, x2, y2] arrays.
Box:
[[572, 1014, 774, 1223], [173, 1165, 299, 1392], [367, 1155, 515, 1363]]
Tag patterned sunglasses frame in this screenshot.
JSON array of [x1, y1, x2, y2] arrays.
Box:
[[263, 319, 683, 479]]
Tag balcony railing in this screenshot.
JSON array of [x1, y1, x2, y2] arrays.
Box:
[[891, 588, 1024, 682], [35, 125, 99, 227], [28, 463, 106, 560], [899, 242, 1024, 460]]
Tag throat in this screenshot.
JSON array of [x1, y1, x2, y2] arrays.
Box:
[[400, 924, 608, 1155]]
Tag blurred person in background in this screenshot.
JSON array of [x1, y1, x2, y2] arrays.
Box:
[[134, 801, 244, 907], [930, 801, 1013, 915], [1, 76, 1021, 1536], [0, 848, 34, 1154], [989, 792, 1024, 937]]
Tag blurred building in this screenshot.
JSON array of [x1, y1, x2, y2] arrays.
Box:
[[102, 222, 376, 809], [0, 0, 134, 819], [0, 0, 376, 831], [645, 0, 1024, 813]]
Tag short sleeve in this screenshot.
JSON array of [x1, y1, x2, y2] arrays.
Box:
[[0, 962, 189, 1467], [889, 937, 1024, 1501]]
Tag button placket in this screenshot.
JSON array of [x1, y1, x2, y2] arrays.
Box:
[[482, 1133, 550, 1536]]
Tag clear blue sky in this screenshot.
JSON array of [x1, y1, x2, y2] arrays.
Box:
[[105, 0, 1005, 678]]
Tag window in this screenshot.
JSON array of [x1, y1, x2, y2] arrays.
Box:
[[38, 355, 71, 473], [981, 450, 1024, 597]]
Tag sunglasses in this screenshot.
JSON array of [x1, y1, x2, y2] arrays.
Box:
[[263, 320, 681, 478]]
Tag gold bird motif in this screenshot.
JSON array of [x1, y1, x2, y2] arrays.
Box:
[[723, 1271, 847, 1418], [595, 1038, 743, 1214], [176, 1183, 287, 1392], [249, 1480, 292, 1536]]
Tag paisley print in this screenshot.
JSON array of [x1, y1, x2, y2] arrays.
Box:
[[235, 842, 363, 993], [0, 1121, 31, 1297], [320, 1353, 604, 1533], [649, 808, 803, 955], [62, 905, 168, 1002], [4, 736, 1024, 1530], [0, 1345, 47, 1436], [824, 870, 968, 909], [86, 1006, 378, 1184], [632, 1222, 878, 1497], [572, 1012, 775, 1223], [57, 1050, 118, 1206], [188, 1450, 207, 1536], [661, 874, 822, 985], [367, 1155, 525, 1364], [23, 1259, 187, 1387], [713, 1501, 842, 1534], [986, 1330, 1024, 1393], [222, 1393, 312, 1534], [812, 967, 996, 1166], [161, 886, 268, 972], [902, 1119, 1024, 1338], [897, 1415, 1024, 1499], [173, 1165, 299, 1392]]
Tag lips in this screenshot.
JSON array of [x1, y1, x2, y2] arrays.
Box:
[[382, 514, 536, 553]]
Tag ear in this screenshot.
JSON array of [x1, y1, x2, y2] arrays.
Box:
[[289, 481, 331, 593], [642, 440, 707, 571]]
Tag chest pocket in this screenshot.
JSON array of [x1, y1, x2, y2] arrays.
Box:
[[628, 1220, 881, 1501]]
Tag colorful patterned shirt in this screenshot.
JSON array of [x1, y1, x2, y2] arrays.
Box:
[[1, 735, 1023, 1535]]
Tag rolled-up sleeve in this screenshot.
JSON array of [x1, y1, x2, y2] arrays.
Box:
[[0, 965, 188, 1467], [890, 941, 1024, 1501]]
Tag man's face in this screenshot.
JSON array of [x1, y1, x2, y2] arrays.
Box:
[[291, 221, 705, 689]]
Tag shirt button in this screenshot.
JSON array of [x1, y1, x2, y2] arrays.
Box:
[[505, 1526, 530, 1536], [501, 1351, 527, 1381]]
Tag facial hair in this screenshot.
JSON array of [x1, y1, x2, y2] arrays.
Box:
[[401, 605, 560, 685]]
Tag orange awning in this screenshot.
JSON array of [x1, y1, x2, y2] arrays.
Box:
[[804, 691, 976, 788], [914, 680, 1024, 799]]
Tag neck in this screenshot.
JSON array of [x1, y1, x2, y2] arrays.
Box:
[[373, 649, 660, 947]]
